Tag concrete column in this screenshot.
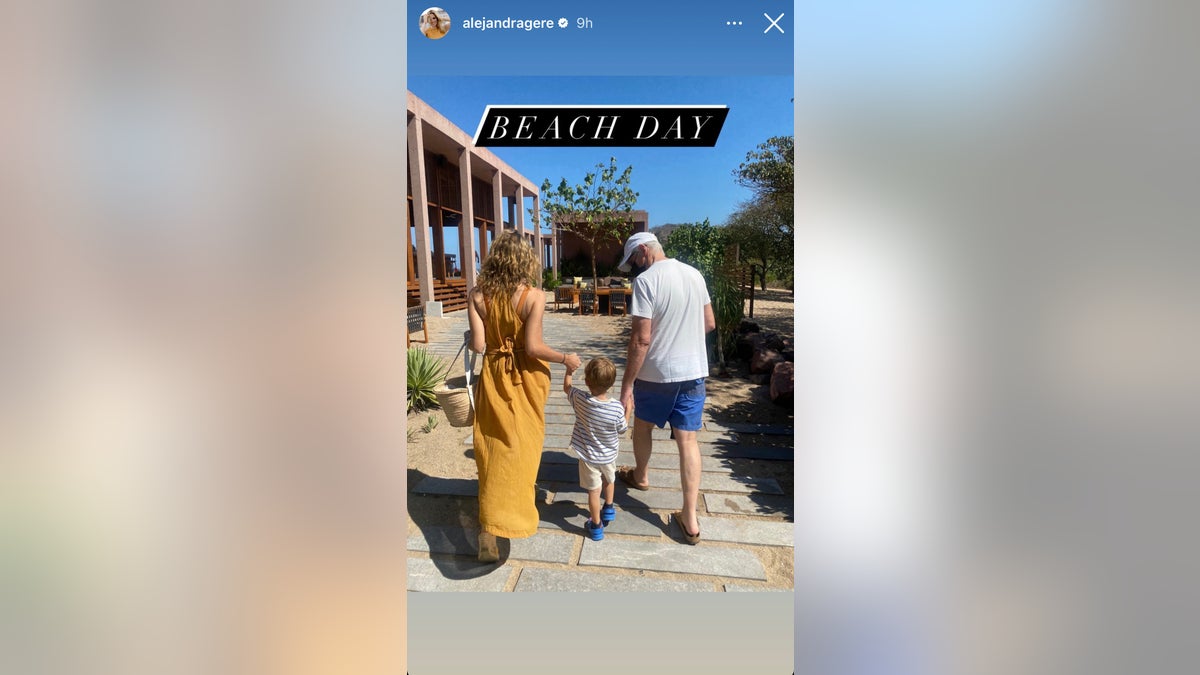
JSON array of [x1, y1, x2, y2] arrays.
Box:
[[514, 183, 525, 233], [407, 114, 435, 310], [491, 169, 504, 239], [459, 148, 477, 292], [534, 192, 554, 277], [531, 192, 540, 235], [551, 220, 559, 279]]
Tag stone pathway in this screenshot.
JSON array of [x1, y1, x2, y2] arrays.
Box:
[[408, 305, 794, 592]]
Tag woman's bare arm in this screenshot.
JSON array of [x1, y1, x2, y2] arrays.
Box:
[[466, 290, 486, 353]]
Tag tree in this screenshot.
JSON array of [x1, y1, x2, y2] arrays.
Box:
[[734, 136, 794, 234], [661, 218, 723, 276], [537, 157, 639, 283], [724, 197, 792, 290], [662, 219, 745, 374]]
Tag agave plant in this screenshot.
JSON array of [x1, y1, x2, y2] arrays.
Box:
[[407, 346, 449, 412]]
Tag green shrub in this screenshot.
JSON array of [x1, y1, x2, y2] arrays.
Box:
[[664, 219, 746, 369], [407, 346, 449, 412], [710, 266, 745, 364], [542, 268, 560, 290]]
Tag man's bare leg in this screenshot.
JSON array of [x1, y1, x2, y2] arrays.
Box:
[[674, 428, 702, 536], [631, 417, 654, 486]]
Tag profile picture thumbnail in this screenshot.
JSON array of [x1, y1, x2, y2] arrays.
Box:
[[420, 7, 450, 40]]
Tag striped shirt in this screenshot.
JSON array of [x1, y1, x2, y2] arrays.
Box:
[[566, 387, 628, 464]]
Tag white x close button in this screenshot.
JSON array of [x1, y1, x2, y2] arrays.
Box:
[[764, 12, 785, 34]]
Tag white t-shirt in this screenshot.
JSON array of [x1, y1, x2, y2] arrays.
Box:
[[630, 258, 712, 382]]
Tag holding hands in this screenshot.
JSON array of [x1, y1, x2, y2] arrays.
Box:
[[562, 352, 582, 373], [561, 352, 581, 395]]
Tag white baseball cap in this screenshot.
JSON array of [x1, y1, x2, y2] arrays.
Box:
[[617, 231, 658, 272]]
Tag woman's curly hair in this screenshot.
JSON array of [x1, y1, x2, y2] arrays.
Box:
[[475, 231, 539, 301]]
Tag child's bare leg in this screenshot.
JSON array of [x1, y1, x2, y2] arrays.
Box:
[[587, 487, 602, 525], [602, 477, 615, 507]]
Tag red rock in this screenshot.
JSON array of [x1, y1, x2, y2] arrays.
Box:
[[770, 362, 794, 404], [750, 348, 784, 374], [737, 333, 767, 362]]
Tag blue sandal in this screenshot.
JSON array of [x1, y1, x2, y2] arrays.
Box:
[[600, 503, 616, 526], [585, 519, 605, 541]]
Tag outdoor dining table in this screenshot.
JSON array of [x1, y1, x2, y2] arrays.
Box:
[[571, 286, 632, 315]]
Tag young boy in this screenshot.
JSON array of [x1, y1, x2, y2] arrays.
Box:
[[563, 357, 628, 541]]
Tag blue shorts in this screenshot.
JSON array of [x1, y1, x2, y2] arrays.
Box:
[[632, 378, 706, 431]]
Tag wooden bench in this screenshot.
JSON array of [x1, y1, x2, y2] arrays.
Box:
[[407, 305, 427, 347]]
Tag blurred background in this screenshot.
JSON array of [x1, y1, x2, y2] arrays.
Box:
[[793, 2, 1200, 674], [2, 2, 408, 673], [3, 1, 1200, 673]]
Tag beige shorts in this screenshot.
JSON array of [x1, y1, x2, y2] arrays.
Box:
[[577, 457, 617, 491]]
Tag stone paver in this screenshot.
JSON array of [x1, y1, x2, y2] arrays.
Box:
[[538, 501, 665, 538], [578, 538, 767, 580], [539, 423, 732, 443], [703, 445, 793, 461], [724, 583, 790, 592], [414, 305, 795, 591], [515, 568, 713, 592], [704, 493, 794, 519], [541, 449, 748, 473], [537, 463, 581, 483], [709, 422, 794, 436], [670, 513, 794, 547], [641, 468, 785, 495], [613, 452, 793, 472], [407, 556, 512, 592], [408, 526, 575, 564], [412, 477, 552, 503], [552, 486, 684, 510], [411, 476, 478, 497], [544, 412, 755, 437], [540, 436, 794, 461], [612, 452, 731, 473]]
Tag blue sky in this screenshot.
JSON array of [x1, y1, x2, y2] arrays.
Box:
[[409, 76, 793, 229]]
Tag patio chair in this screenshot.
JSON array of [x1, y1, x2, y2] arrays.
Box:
[[609, 288, 627, 316], [553, 286, 575, 311], [406, 305, 427, 347], [579, 289, 598, 316]]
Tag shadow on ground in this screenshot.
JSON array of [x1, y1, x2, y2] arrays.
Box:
[[407, 468, 511, 580], [462, 448, 670, 537]]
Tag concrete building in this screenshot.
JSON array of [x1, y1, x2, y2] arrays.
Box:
[[408, 91, 650, 313], [551, 210, 650, 278], [407, 91, 545, 314]]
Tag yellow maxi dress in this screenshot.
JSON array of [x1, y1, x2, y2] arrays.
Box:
[[473, 287, 550, 538]]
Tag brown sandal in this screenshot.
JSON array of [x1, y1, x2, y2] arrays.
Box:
[[616, 466, 649, 491], [672, 511, 701, 545], [477, 531, 499, 563]]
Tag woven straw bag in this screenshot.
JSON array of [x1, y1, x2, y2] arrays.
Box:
[[435, 331, 476, 427]]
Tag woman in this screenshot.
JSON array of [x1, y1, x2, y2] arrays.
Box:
[[421, 9, 448, 39], [467, 232, 582, 562]]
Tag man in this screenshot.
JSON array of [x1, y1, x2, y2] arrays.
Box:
[[615, 232, 715, 544]]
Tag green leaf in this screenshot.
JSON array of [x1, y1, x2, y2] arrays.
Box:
[[407, 346, 449, 413]]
